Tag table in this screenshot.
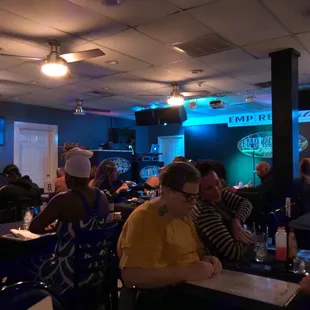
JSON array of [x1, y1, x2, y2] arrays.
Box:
[[177, 270, 299, 309]]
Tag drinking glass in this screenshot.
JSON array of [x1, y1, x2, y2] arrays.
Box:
[[255, 233, 268, 262]]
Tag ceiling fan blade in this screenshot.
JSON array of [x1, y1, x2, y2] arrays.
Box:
[[181, 91, 211, 97], [0, 53, 43, 61], [60, 49, 105, 63]]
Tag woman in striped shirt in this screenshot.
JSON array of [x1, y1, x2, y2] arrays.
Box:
[[192, 161, 254, 262]]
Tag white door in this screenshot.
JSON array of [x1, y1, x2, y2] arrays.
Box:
[[14, 122, 58, 189], [158, 135, 185, 166], [18, 129, 49, 188]]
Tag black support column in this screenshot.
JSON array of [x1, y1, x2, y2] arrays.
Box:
[[269, 48, 300, 198]]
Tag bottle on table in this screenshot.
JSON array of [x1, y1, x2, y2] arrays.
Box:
[[23, 208, 33, 231], [238, 181, 244, 188], [285, 197, 291, 218], [288, 228, 298, 260], [275, 226, 287, 261]]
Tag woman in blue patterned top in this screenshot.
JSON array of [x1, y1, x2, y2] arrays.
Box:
[[30, 145, 109, 295]]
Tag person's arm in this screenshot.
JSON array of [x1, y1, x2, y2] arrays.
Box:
[[29, 195, 60, 234], [222, 190, 253, 223], [119, 210, 202, 288], [191, 204, 246, 261]]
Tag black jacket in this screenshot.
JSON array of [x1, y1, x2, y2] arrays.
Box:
[[0, 176, 41, 209]]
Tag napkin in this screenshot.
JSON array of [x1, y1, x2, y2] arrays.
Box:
[[10, 229, 41, 240]]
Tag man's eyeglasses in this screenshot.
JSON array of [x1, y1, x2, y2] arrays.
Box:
[[169, 187, 199, 202]]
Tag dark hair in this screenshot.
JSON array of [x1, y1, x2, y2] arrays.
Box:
[[208, 160, 227, 180], [92, 161, 117, 187], [159, 162, 200, 190], [300, 158, 310, 176], [195, 161, 215, 177], [172, 156, 187, 163]]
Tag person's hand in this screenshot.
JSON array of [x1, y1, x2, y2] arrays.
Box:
[[185, 261, 214, 282], [225, 186, 237, 193], [119, 183, 129, 192], [231, 219, 253, 244], [300, 275, 310, 294], [201, 256, 222, 275]]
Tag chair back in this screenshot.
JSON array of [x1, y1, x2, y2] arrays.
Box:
[[0, 281, 63, 310], [73, 222, 121, 289]]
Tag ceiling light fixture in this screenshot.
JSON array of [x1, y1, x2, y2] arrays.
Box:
[[167, 83, 184, 106], [74, 98, 86, 116], [105, 60, 119, 65], [41, 41, 68, 78]]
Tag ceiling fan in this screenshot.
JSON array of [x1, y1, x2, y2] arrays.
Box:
[[0, 40, 105, 78], [74, 98, 111, 116]]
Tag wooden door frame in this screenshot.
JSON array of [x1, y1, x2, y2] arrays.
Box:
[[14, 122, 58, 182]]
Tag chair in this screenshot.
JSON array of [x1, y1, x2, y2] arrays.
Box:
[[0, 281, 63, 310], [73, 222, 122, 310]]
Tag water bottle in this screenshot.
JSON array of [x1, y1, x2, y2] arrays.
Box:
[[23, 209, 33, 230], [238, 181, 243, 188], [275, 227, 287, 261]]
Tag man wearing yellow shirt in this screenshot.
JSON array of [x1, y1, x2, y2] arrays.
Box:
[[118, 162, 222, 294]]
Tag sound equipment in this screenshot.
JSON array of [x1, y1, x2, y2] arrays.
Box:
[[135, 106, 187, 126]]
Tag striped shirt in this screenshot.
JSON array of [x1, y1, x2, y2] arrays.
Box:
[[191, 190, 253, 261]]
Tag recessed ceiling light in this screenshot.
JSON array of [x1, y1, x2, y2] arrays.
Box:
[[32, 81, 37, 84], [190, 69, 204, 74], [105, 60, 119, 65]]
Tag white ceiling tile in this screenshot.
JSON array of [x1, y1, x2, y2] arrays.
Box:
[[0, 35, 47, 58], [0, 56, 25, 70], [67, 42, 150, 72], [237, 71, 271, 84], [137, 12, 212, 45], [0, 0, 126, 41], [296, 32, 310, 53], [244, 36, 307, 58], [0, 9, 84, 50], [168, 0, 215, 9], [95, 29, 189, 66], [262, 0, 310, 34], [68, 62, 116, 78], [182, 81, 221, 94], [94, 73, 166, 95], [158, 58, 219, 79], [203, 76, 256, 92], [299, 54, 310, 75], [129, 67, 185, 83], [0, 69, 34, 84], [188, 0, 289, 45], [300, 74, 310, 84], [69, 0, 178, 27]]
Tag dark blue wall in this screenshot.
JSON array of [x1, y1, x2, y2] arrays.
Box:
[[0, 101, 136, 170]]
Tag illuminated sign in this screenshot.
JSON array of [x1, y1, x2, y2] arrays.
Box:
[[104, 157, 131, 174], [228, 110, 310, 127], [237, 131, 308, 158], [139, 165, 161, 180]]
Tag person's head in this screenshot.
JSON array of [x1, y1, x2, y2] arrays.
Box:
[[92, 160, 118, 188], [64, 147, 93, 189], [255, 162, 270, 179], [1, 164, 22, 183], [159, 162, 200, 218], [172, 156, 187, 163], [208, 160, 227, 181], [196, 161, 222, 203], [300, 158, 310, 177]]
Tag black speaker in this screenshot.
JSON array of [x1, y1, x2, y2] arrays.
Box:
[[135, 109, 159, 126], [135, 106, 187, 126], [156, 106, 187, 124]]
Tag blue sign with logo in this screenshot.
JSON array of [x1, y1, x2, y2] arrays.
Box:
[[237, 131, 308, 158], [104, 157, 131, 174], [139, 165, 161, 180]]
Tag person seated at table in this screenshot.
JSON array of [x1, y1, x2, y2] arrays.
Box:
[[192, 161, 254, 262], [89, 165, 97, 183], [90, 160, 129, 201], [207, 160, 228, 188], [118, 162, 222, 292], [0, 164, 41, 207], [55, 167, 67, 194], [290, 158, 310, 216], [29, 146, 109, 296]]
